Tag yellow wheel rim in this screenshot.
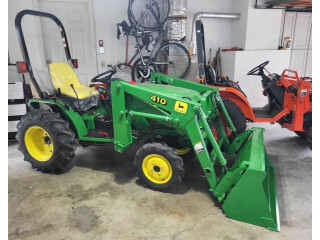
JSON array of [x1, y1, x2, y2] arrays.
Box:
[[176, 148, 191, 156], [142, 154, 172, 184], [24, 126, 54, 162]]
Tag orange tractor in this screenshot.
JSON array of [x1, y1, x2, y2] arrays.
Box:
[[196, 20, 312, 149]]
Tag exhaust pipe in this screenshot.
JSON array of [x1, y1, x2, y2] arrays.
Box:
[[191, 12, 241, 54]]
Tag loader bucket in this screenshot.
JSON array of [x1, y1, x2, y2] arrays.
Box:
[[221, 128, 280, 231]]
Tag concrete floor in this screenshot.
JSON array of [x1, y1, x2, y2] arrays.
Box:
[[8, 123, 312, 240]]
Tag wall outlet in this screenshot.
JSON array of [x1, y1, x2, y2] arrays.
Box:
[[101, 61, 105, 68]]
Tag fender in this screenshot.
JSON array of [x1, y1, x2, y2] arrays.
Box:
[[28, 98, 88, 138], [210, 85, 255, 121]]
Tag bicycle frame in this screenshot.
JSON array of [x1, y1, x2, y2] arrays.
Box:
[[122, 23, 168, 69], [124, 35, 145, 68]]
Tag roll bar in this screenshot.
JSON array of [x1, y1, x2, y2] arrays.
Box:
[[15, 10, 72, 98]]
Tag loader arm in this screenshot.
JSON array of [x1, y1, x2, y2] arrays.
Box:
[[110, 80, 230, 158], [151, 73, 237, 133]]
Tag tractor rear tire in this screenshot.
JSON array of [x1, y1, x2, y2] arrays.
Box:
[[295, 131, 307, 139], [161, 136, 195, 161], [16, 109, 78, 173], [221, 98, 247, 135], [307, 127, 312, 150], [134, 142, 184, 190]]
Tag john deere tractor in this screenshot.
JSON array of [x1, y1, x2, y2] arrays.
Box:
[[14, 10, 280, 231]]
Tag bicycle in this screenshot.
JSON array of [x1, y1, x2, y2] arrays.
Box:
[[128, 0, 170, 30], [115, 0, 191, 82]]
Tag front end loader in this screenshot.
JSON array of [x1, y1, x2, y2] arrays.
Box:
[[14, 10, 279, 231]]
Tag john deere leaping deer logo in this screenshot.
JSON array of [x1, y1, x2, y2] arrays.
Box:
[[174, 101, 188, 114]]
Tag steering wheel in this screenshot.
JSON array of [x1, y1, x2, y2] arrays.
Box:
[[91, 69, 117, 84], [247, 61, 269, 76]]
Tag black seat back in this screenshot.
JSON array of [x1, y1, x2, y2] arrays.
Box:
[[266, 81, 285, 109]]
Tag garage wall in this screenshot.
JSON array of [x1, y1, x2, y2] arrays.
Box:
[[93, 0, 236, 78], [221, 50, 291, 107], [231, 0, 249, 49], [245, 0, 284, 50], [8, 0, 46, 71], [8, 0, 289, 83], [93, 0, 134, 76], [186, 0, 234, 53], [8, 0, 236, 76], [221, 0, 291, 107], [231, 0, 284, 50]]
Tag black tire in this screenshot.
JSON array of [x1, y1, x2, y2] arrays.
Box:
[[161, 136, 195, 161], [131, 56, 155, 82], [134, 142, 184, 190], [175, 148, 195, 161], [307, 126, 312, 150], [221, 98, 247, 135], [129, 0, 170, 30], [295, 131, 307, 139], [16, 109, 78, 173], [154, 42, 191, 79]]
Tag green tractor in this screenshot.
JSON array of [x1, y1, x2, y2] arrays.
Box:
[[14, 10, 279, 231]]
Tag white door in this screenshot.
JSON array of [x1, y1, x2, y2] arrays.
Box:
[[38, 0, 97, 86], [292, 12, 312, 50]]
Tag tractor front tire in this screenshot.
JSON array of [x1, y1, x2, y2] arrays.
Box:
[[16, 109, 78, 173], [134, 142, 184, 190], [221, 98, 247, 136]]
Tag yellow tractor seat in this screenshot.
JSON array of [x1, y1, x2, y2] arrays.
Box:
[[49, 62, 98, 99]]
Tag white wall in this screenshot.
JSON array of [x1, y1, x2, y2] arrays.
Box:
[[187, 0, 234, 53], [93, 0, 134, 77], [231, 0, 284, 50], [245, 0, 284, 50], [231, 0, 249, 49], [221, 0, 290, 107], [8, 0, 46, 71], [93, 0, 236, 80]]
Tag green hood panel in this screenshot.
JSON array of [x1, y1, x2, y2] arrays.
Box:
[[138, 83, 202, 102]]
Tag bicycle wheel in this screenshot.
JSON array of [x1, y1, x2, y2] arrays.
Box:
[[129, 0, 170, 30], [154, 42, 191, 79], [131, 56, 156, 83]]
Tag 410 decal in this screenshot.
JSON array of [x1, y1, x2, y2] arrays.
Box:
[[150, 96, 167, 105]]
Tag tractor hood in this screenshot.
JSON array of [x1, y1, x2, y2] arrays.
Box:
[[138, 83, 203, 102]]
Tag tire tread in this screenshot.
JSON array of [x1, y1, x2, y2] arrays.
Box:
[[16, 109, 77, 173]]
